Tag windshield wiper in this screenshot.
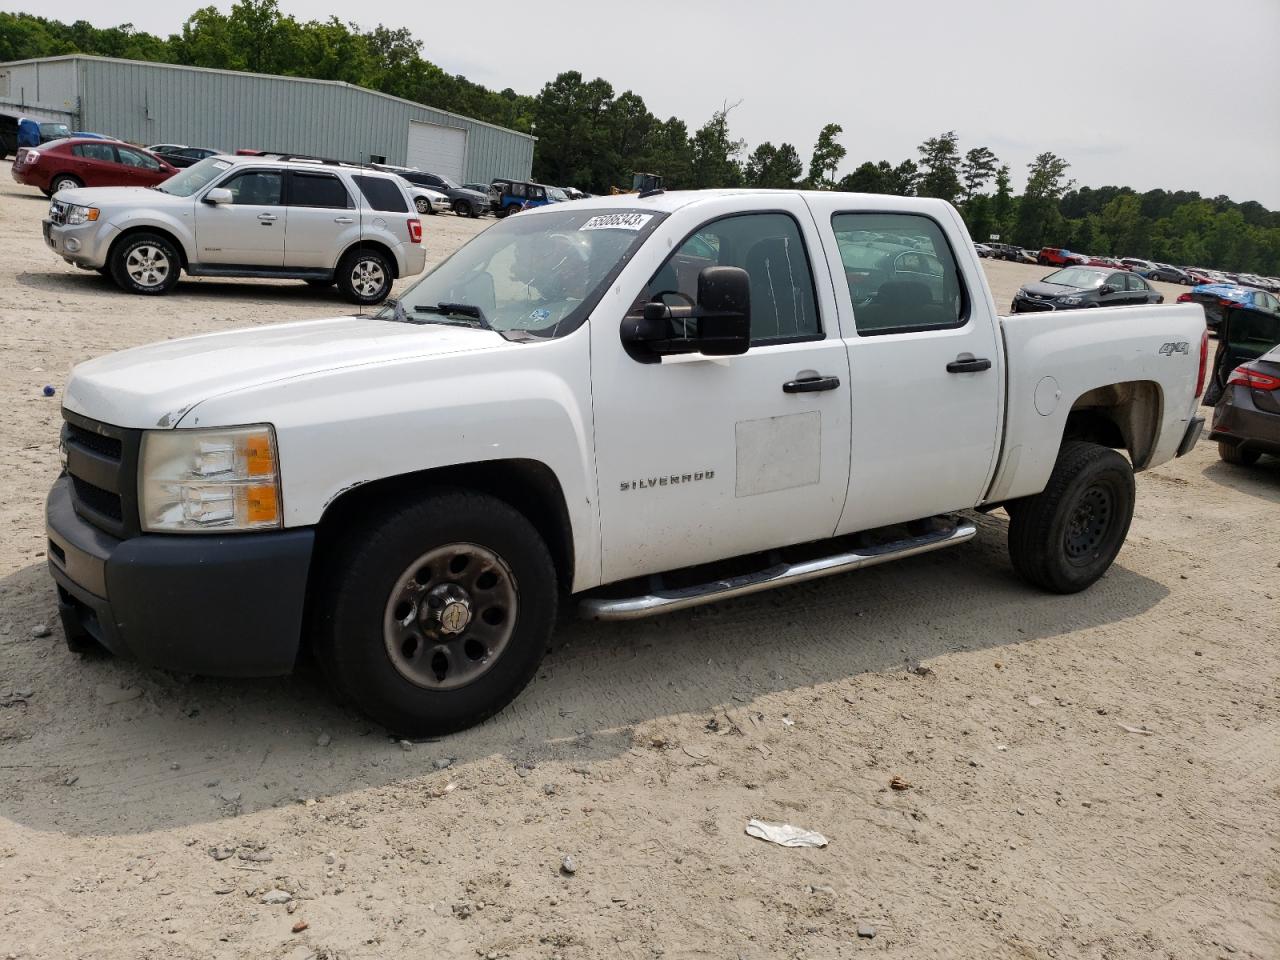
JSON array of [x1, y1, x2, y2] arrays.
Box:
[[414, 302, 491, 327]]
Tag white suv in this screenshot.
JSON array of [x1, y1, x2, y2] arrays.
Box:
[[41, 154, 427, 304]]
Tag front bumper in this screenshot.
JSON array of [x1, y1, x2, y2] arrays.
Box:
[[43, 218, 117, 269], [1210, 387, 1280, 457], [46, 476, 314, 676]]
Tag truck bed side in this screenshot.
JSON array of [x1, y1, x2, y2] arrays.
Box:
[[986, 304, 1205, 503]]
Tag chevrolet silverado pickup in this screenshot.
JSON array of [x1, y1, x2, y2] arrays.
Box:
[[45, 190, 1208, 734]]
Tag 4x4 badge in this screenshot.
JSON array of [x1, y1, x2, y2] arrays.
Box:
[[1159, 341, 1190, 355]]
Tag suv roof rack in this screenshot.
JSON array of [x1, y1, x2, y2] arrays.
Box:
[[238, 151, 368, 168]]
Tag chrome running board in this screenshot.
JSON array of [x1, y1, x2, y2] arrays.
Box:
[[580, 518, 977, 621]]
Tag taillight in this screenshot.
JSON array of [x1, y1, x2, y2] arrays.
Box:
[[1195, 329, 1208, 399], [1226, 364, 1280, 391], [1218, 298, 1237, 308], [407, 218, 422, 243], [1176, 292, 1192, 303]]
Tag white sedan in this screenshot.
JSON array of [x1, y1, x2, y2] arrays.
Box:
[[404, 184, 450, 216]]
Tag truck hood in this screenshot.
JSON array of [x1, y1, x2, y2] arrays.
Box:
[[56, 185, 187, 209], [63, 315, 502, 429]]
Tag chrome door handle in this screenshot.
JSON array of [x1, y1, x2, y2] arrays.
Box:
[[334, 216, 354, 224]]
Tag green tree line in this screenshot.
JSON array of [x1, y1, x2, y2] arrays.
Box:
[[3, 4, 1278, 273]]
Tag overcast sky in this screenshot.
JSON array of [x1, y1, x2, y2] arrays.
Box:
[[26, 0, 1280, 206]]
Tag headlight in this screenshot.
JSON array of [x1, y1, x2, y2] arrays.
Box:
[[140, 426, 282, 532], [64, 204, 100, 225], [1060, 296, 1083, 305]]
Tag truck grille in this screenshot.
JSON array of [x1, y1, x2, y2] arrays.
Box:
[[61, 412, 142, 538]]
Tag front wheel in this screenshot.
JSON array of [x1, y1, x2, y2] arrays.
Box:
[[1218, 441, 1260, 466], [415, 197, 431, 216], [314, 491, 557, 735], [109, 233, 181, 295], [336, 248, 393, 304], [1007, 441, 1135, 594]]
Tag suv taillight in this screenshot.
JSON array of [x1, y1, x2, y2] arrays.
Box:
[[407, 218, 422, 244], [1227, 364, 1280, 391], [1195, 329, 1208, 398], [1176, 292, 1192, 303]]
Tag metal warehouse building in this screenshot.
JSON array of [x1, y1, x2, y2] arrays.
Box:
[[0, 55, 535, 184]]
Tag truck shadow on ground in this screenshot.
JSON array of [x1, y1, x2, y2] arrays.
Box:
[[0, 513, 1169, 837], [1201, 457, 1280, 502]]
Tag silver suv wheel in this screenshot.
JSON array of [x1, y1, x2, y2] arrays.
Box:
[[125, 244, 172, 289], [350, 258, 386, 299]]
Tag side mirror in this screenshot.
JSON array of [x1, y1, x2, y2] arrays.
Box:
[[204, 187, 232, 205], [1099, 284, 1115, 295], [694, 266, 751, 355], [622, 266, 752, 359]]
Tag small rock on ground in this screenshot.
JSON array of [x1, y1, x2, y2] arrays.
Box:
[[857, 923, 877, 939], [30, 624, 51, 638], [560, 855, 577, 875]]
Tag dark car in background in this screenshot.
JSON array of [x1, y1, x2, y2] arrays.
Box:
[[395, 169, 489, 218], [1011, 266, 1163, 313], [1, 114, 72, 157], [147, 144, 220, 168], [1146, 263, 1192, 284], [1179, 283, 1280, 332], [985, 242, 1021, 260], [1210, 343, 1280, 466], [10, 138, 178, 195]]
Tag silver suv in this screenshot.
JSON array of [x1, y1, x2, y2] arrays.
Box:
[[41, 154, 427, 304]]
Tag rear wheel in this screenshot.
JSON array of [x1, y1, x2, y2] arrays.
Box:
[[109, 233, 181, 295], [314, 491, 557, 735], [336, 248, 393, 304], [49, 173, 82, 195], [1218, 441, 1260, 466], [1007, 441, 1135, 594]]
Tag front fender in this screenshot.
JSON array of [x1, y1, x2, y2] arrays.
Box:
[[176, 328, 602, 591], [102, 208, 196, 264]]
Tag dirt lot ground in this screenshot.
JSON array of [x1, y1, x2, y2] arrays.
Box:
[[1, 165, 1277, 960]]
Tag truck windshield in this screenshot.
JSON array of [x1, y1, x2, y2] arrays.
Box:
[[384, 208, 665, 338], [155, 156, 232, 196]]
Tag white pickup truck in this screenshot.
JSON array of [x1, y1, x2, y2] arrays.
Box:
[[46, 190, 1207, 734]]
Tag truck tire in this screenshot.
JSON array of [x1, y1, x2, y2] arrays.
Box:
[[313, 490, 558, 736], [109, 233, 182, 295], [1007, 441, 1135, 594], [336, 248, 393, 305], [1217, 441, 1260, 466]]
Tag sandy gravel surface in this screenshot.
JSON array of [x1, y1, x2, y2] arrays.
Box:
[[1, 167, 1276, 960]]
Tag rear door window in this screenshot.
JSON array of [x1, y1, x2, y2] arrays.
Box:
[[72, 143, 116, 162], [351, 175, 408, 213], [288, 171, 352, 209], [831, 212, 967, 335]]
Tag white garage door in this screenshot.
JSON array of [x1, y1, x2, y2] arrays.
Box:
[[406, 120, 467, 183]]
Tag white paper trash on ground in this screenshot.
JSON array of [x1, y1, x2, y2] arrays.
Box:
[[745, 818, 829, 848]]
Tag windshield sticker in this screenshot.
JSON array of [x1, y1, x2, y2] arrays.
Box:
[[579, 213, 653, 232], [528, 308, 551, 323], [212, 160, 231, 171]]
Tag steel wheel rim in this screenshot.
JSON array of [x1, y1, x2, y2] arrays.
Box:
[[383, 542, 519, 690], [351, 259, 385, 298], [125, 245, 171, 288], [1064, 484, 1113, 564]]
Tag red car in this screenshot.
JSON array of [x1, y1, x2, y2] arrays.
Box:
[[1037, 247, 1087, 267], [11, 137, 177, 196], [1081, 255, 1127, 270]]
